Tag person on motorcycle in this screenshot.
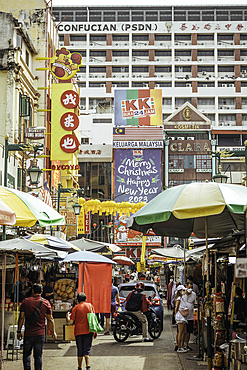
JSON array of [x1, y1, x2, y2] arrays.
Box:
[[125, 282, 153, 342]]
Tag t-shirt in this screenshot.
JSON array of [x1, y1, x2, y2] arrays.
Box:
[[42, 286, 54, 301], [183, 292, 197, 321], [111, 285, 119, 306], [70, 302, 95, 336], [20, 294, 52, 337]]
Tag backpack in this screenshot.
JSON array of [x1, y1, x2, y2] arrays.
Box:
[[25, 298, 44, 326], [126, 290, 143, 312]]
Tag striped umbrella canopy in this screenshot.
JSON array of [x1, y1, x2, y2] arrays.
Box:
[[0, 186, 65, 227], [24, 234, 79, 253], [127, 182, 247, 239], [0, 199, 16, 225]]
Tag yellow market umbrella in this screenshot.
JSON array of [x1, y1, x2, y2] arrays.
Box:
[[0, 186, 64, 227]]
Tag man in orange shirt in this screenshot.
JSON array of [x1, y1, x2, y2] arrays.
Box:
[[67, 293, 97, 370]]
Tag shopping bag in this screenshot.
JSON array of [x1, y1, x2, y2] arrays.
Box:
[[87, 305, 104, 333]]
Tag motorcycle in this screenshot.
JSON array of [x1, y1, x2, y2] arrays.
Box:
[[112, 306, 162, 343]]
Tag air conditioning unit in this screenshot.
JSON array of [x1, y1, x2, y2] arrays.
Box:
[[115, 43, 119, 46], [133, 58, 137, 62], [89, 59, 94, 62], [160, 43, 163, 46], [202, 71, 207, 75], [221, 76, 225, 79], [186, 83, 191, 87], [70, 43, 75, 46], [219, 122, 224, 126], [218, 58, 222, 61], [59, 41, 64, 46], [90, 42, 94, 46], [122, 75, 126, 78], [229, 84, 234, 87], [90, 105, 96, 110], [225, 75, 229, 78], [222, 84, 227, 87], [80, 105, 85, 109], [198, 58, 203, 61], [124, 43, 128, 46], [208, 75, 212, 78], [218, 42, 222, 45], [241, 58, 245, 61], [89, 74, 93, 78], [143, 83, 149, 87], [134, 43, 138, 46], [112, 84, 118, 87], [203, 84, 207, 87], [177, 137, 184, 140], [144, 43, 148, 46], [156, 84, 160, 87], [168, 137, 175, 140], [100, 84, 105, 87], [187, 137, 194, 140], [226, 106, 230, 109], [175, 42, 179, 45], [225, 122, 231, 126], [187, 58, 190, 61], [242, 70, 247, 74], [113, 75, 116, 78], [156, 58, 160, 61], [114, 59, 118, 62], [219, 106, 224, 109]]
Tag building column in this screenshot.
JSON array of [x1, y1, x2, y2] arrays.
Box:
[[164, 134, 169, 189], [211, 138, 217, 177]]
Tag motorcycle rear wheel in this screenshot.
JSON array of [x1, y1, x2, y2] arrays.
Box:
[[149, 320, 162, 339], [113, 325, 129, 343]]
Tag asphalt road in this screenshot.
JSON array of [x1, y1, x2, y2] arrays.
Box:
[[2, 316, 183, 370]]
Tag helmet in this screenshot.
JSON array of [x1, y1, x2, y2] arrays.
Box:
[[135, 282, 145, 290]]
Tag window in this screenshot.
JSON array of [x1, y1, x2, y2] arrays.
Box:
[[169, 180, 187, 187], [89, 11, 102, 22], [89, 83, 102, 87], [146, 11, 158, 21], [198, 82, 215, 87], [112, 66, 129, 72], [81, 138, 89, 144], [175, 50, 191, 56], [26, 51, 29, 67], [175, 82, 190, 87], [160, 10, 172, 21], [175, 66, 191, 72], [71, 35, 86, 41], [117, 11, 129, 22], [113, 35, 129, 41], [74, 50, 86, 57], [241, 34, 247, 40], [218, 98, 235, 106], [132, 82, 145, 87], [218, 50, 234, 56], [79, 66, 86, 73], [198, 98, 215, 105], [240, 50, 247, 56], [132, 50, 149, 57], [197, 34, 214, 41], [93, 119, 112, 124], [230, 10, 243, 21], [222, 162, 245, 172], [113, 82, 129, 87], [155, 50, 172, 56], [78, 82, 86, 87], [169, 155, 184, 169], [132, 34, 149, 41], [188, 11, 200, 21], [89, 67, 106, 73], [174, 10, 186, 21], [113, 50, 129, 57], [90, 35, 106, 42], [79, 162, 111, 200], [196, 155, 212, 169], [216, 10, 229, 21], [202, 11, 214, 21], [90, 51, 106, 57], [61, 11, 73, 21], [158, 82, 172, 87], [103, 11, 116, 22], [132, 66, 148, 73], [75, 11, 87, 22], [80, 98, 86, 109], [198, 66, 214, 72], [162, 98, 172, 105], [217, 34, 234, 41], [53, 12, 60, 21], [175, 34, 191, 41], [155, 34, 171, 41], [218, 66, 234, 72], [131, 11, 144, 21], [198, 50, 214, 56], [19, 94, 30, 117], [17, 34, 22, 49], [59, 35, 64, 42], [155, 66, 172, 72], [175, 98, 191, 105]]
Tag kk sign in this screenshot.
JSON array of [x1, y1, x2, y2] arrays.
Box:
[[51, 84, 80, 161], [114, 89, 162, 126]]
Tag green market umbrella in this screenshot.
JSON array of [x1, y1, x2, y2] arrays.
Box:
[[127, 182, 247, 239], [0, 186, 65, 227]]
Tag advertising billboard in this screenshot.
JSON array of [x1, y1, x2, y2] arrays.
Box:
[[114, 89, 162, 126]]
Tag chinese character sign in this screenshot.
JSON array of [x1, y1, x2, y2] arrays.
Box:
[[114, 89, 162, 126], [51, 83, 80, 161], [114, 149, 162, 203], [50, 47, 82, 80]]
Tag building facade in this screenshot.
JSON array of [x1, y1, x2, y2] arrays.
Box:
[[53, 5, 247, 193]]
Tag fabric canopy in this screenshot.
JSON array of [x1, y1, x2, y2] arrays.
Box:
[[151, 245, 188, 259], [0, 199, 16, 225], [0, 238, 63, 258], [62, 250, 116, 263], [70, 238, 122, 253]]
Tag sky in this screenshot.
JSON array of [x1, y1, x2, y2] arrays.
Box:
[[52, 0, 247, 7]]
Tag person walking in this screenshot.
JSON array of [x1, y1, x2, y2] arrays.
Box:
[[125, 282, 153, 342], [174, 285, 188, 353], [104, 281, 121, 335], [17, 283, 57, 370], [67, 292, 97, 370], [183, 282, 197, 351]]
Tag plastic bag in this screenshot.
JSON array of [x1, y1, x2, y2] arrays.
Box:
[[87, 305, 104, 333]]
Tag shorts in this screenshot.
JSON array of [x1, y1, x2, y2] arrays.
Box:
[[104, 304, 116, 319], [186, 320, 194, 334], [75, 333, 93, 357]]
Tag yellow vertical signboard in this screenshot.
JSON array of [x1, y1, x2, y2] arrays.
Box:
[[51, 83, 74, 161]]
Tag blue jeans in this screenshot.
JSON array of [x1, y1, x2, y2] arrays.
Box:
[[23, 335, 45, 370]]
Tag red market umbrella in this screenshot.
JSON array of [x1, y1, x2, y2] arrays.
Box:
[[112, 255, 135, 266]]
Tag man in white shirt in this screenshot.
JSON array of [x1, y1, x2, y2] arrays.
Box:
[[183, 281, 197, 351]]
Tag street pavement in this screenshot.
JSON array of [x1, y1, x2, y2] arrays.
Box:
[[2, 308, 207, 370]]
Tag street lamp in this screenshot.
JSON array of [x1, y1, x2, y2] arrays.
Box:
[[72, 201, 82, 216], [27, 163, 43, 185], [211, 151, 229, 183]]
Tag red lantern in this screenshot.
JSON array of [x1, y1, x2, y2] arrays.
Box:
[[108, 222, 113, 226], [93, 223, 97, 228]]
